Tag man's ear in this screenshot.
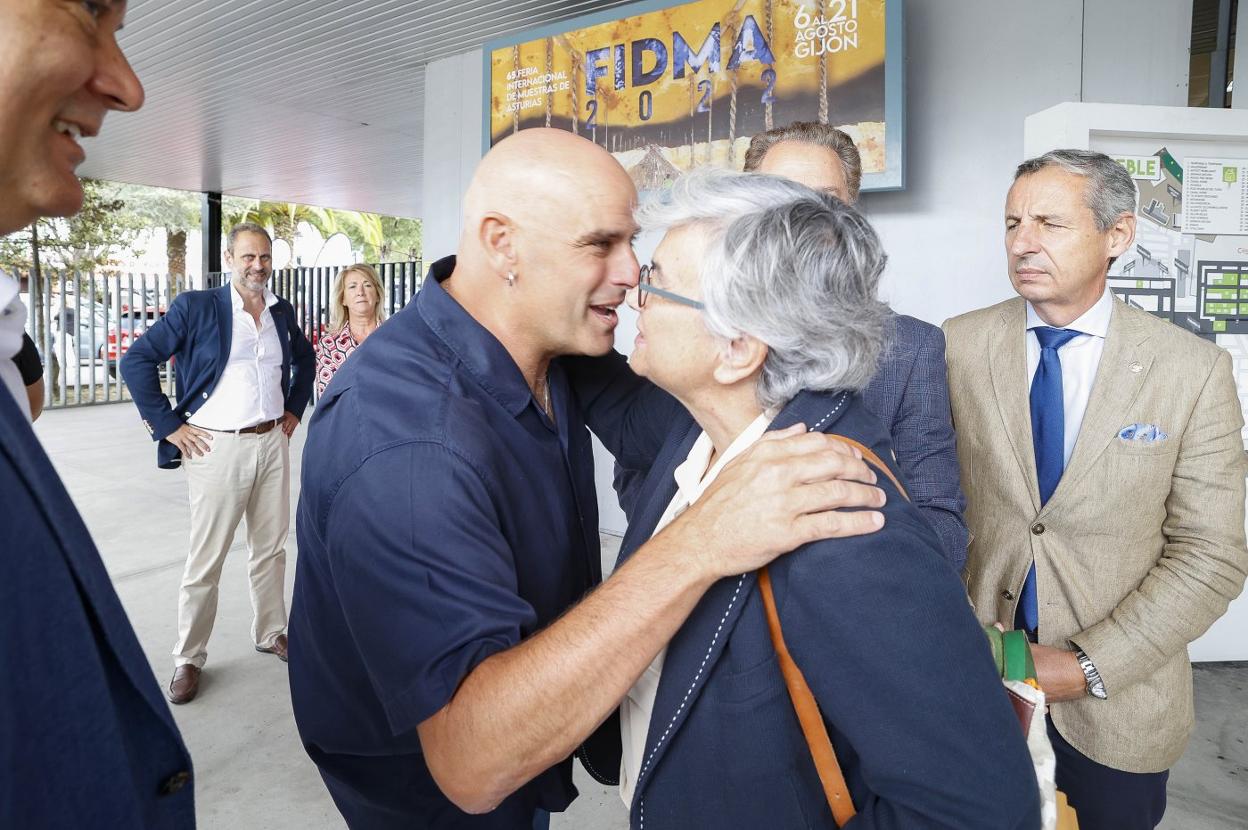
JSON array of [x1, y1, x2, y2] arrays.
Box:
[[478, 212, 518, 275], [1106, 211, 1136, 261], [713, 334, 767, 386]]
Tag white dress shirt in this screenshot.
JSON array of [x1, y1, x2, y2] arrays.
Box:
[[1024, 287, 1114, 466], [0, 270, 32, 421], [190, 285, 284, 430], [619, 410, 773, 808]]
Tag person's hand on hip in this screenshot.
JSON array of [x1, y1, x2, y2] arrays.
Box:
[[168, 424, 212, 458]]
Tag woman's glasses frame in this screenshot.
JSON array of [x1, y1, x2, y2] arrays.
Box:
[[637, 263, 705, 310]]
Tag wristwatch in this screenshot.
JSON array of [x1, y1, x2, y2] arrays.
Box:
[[1072, 647, 1107, 699]]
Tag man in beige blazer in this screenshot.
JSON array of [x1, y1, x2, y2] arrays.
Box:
[[945, 149, 1247, 830]]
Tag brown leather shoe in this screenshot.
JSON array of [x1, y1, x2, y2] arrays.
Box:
[[168, 665, 201, 705], [255, 633, 288, 662]]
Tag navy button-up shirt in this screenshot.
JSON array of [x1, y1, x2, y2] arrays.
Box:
[[289, 257, 601, 829]]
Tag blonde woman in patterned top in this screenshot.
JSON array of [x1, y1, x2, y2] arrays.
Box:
[[315, 264, 386, 396]]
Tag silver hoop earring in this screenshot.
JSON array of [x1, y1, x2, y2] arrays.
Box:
[[506, 271, 516, 288]]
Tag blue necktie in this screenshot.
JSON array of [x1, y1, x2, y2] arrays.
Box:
[[1017, 326, 1081, 634]]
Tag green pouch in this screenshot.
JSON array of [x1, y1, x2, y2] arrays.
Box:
[[982, 625, 1036, 683]]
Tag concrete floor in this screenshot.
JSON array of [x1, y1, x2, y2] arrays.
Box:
[[28, 402, 1248, 830]]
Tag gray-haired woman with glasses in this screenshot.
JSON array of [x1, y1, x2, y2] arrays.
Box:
[[566, 169, 1038, 829]]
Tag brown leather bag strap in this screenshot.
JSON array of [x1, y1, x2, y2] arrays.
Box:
[[757, 434, 908, 827], [826, 435, 909, 501], [758, 567, 857, 826]]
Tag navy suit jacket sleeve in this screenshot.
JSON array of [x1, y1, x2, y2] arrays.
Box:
[[283, 304, 314, 419], [120, 293, 189, 441], [771, 508, 1039, 828], [0, 392, 195, 827], [890, 323, 968, 570], [562, 350, 683, 471]]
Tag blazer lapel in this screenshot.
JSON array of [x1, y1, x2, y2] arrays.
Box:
[[988, 299, 1040, 513], [270, 302, 293, 396], [270, 302, 291, 364], [630, 390, 853, 808], [632, 569, 758, 806], [1044, 300, 1153, 511], [214, 285, 232, 387]]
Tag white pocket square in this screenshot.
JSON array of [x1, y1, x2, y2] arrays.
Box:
[[1118, 423, 1168, 444]]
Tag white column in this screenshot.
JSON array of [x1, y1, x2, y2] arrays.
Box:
[[422, 50, 485, 263]]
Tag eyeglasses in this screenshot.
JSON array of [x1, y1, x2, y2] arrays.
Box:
[[637, 264, 705, 309]]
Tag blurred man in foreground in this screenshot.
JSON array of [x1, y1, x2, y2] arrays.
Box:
[[0, 1, 195, 826]]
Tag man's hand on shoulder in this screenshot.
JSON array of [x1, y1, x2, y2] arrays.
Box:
[[664, 424, 887, 581], [168, 424, 212, 458]]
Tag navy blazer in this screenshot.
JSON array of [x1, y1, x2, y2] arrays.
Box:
[[614, 312, 969, 570], [121, 284, 314, 468], [0, 389, 194, 827], [568, 353, 1039, 829]]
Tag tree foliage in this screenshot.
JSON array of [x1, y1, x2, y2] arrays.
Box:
[[0, 180, 147, 274], [111, 184, 200, 276], [0, 182, 423, 279], [222, 198, 421, 265]]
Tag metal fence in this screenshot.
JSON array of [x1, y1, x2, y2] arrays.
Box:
[[18, 261, 423, 410], [204, 260, 424, 343], [19, 270, 182, 409]]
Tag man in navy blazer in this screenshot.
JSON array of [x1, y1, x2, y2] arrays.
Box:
[[0, 1, 194, 826], [123, 223, 314, 704], [616, 123, 969, 569]]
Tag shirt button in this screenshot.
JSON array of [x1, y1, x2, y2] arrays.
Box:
[[1001, 588, 1015, 601], [183, 412, 191, 418], [202, 392, 209, 399], [1031, 523, 1045, 535], [159, 770, 191, 796]]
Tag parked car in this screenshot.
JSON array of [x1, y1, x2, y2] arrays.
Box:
[[50, 303, 109, 361], [101, 309, 162, 374], [47, 304, 108, 386], [49, 303, 165, 380]]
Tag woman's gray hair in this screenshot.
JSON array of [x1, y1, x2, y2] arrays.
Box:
[[1014, 149, 1137, 231], [637, 168, 890, 410]]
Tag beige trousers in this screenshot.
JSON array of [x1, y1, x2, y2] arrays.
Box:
[[174, 427, 289, 668]]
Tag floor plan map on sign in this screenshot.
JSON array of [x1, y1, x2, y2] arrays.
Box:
[[1108, 149, 1248, 445]]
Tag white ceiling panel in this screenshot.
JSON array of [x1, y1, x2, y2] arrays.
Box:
[[78, 0, 641, 218]]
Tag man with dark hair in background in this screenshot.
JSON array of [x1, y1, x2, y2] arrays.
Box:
[[0, 1, 195, 826], [123, 221, 314, 705]]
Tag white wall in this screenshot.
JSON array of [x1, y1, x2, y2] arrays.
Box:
[[1081, 1, 1191, 108], [863, 0, 1191, 324]]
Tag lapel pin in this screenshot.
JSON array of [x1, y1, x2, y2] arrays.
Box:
[[1129, 361, 1143, 374]]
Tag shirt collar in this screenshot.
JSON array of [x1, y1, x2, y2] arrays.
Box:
[[673, 410, 774, 506], [229, 282, 278, 310], [416, 256, 538, 417], [1025, 286, 1113, 338]]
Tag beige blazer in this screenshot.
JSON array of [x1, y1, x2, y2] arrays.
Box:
[[944, 295, 1247, 773]]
